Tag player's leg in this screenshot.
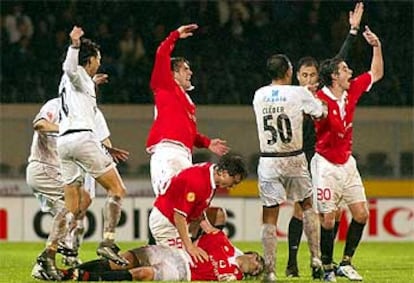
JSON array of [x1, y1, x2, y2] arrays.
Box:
[[286, 202, 303, 277], [27, 162, 68, 281], [66, 133, 128, 266], [333, 208, 342, 239], [34, 198, 70, 281], [261, 205, 278, 283], [298, 197, 323, 280], [60, 187, 92, 266], [95, 167, 128, 265], [288, 174, 323, 280], [148, 143, 192, 244], [206, 206, 227, 229], [336, 156, 367, 281], [311, 153, 340, 282], [320, 212, 337, 282], [258, 157, 285, 283], [336, 202, 367, 281]]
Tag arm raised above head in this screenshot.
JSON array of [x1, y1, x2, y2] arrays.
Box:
[[363, 26, 384, 83]]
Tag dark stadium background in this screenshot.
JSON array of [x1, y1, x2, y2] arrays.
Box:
[[1, 0, 413, 106]]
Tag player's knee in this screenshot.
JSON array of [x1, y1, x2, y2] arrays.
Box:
[[353, 210, 369, 224], [320, 214, 336, 229], [206, 206, 227, 227]]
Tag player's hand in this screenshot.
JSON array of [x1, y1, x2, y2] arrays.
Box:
[[69, 26, 84, 47], [362, 26, 380, 47], [177, 24, 199, 39], [106, 146, 130, 163], [349, 2, 364, 30], [93, 73, 109, 86], [208, 139, 229, 156], [187, 244, 209, 263]]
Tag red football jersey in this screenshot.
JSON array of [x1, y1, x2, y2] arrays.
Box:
[[146, 30, 210, 152], [154, 162, 216, 223], [190, 231, 243, 281], [314, 72, 372, 164]]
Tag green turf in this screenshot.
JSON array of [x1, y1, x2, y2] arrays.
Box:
[[0, 241, 413, 282]]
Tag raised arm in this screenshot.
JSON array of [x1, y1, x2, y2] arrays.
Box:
[[33, 119, 59, 133], [336, 2, 364, 61], [363, 26, 383, 83], [150, 24, 198, 91], [62, 26, 84, 77]]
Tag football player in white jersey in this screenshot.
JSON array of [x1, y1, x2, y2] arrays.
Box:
[[27, 96, 128, 280], [253, 54, 327, 282], [36, 26, 130, 280]]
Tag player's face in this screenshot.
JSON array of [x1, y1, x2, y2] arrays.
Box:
[[335, 61, 353, 90], [239, 253, 264, 276], [297, 65, 318, 86], [216, 171, 242, 189], [174, 62, 193, 91]]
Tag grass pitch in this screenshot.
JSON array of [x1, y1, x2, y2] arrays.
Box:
[[0, 241, 413, 282]]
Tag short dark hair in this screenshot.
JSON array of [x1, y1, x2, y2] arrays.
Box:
[[216, 154, 248, 180], [297, 56, 319, 71], [319, 57, 343, 87], [79, 38, 100, 67], [266, 54, 291, 80], [171, 57, 189, 72], [243, 251, 265, 277]]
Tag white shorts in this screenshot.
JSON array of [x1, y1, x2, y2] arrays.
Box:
[[149, 207, 183, 249], [131, 245, 191, 281], [83, 173, 96, 199], [150, 141, 192, 196], [26, 161, 64, 197], [311, 153, 366, 214], [258, 154, 313, 207], [57, 131, 115, 185]]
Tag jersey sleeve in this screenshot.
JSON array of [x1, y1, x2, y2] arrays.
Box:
[[336, 32, 357, 63], [349, 72, 373, 101], [33, 99, 60, 124], [301, 87, 327, 118], [194, 132, 211, 148], [150, 30, 180, 92], [62, 46, 81, 84], [94, 108, 110, 141]]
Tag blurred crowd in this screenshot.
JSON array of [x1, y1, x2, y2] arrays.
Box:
[[1, 0, 412, 105]]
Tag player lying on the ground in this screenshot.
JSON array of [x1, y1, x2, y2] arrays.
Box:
[[32, 229, 264, 281]]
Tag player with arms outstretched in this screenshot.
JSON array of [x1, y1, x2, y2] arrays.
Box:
[[286, 2, 364, 277], [147, 24, 229, 197], [312, 25, 383, 282]]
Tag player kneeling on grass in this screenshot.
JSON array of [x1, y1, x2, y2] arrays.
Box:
[[55, 230, 264, 282]]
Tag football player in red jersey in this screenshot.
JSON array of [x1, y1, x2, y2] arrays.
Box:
[[286, 2, 364, 278], [146, 24, 229, 198], [312, 25, 383, 282], [149, 154, 247, 263]]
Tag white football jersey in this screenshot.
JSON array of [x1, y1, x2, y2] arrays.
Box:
[[58, 46, 97, 135], [253, 85, 325, 153], [28, 97, 110, 167], [95, 108, 110, 141], [28, 98, 60, 166]]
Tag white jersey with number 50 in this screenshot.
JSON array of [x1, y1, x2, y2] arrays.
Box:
[[58, 46, 97, 135], [253, 85, 325, 153]]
